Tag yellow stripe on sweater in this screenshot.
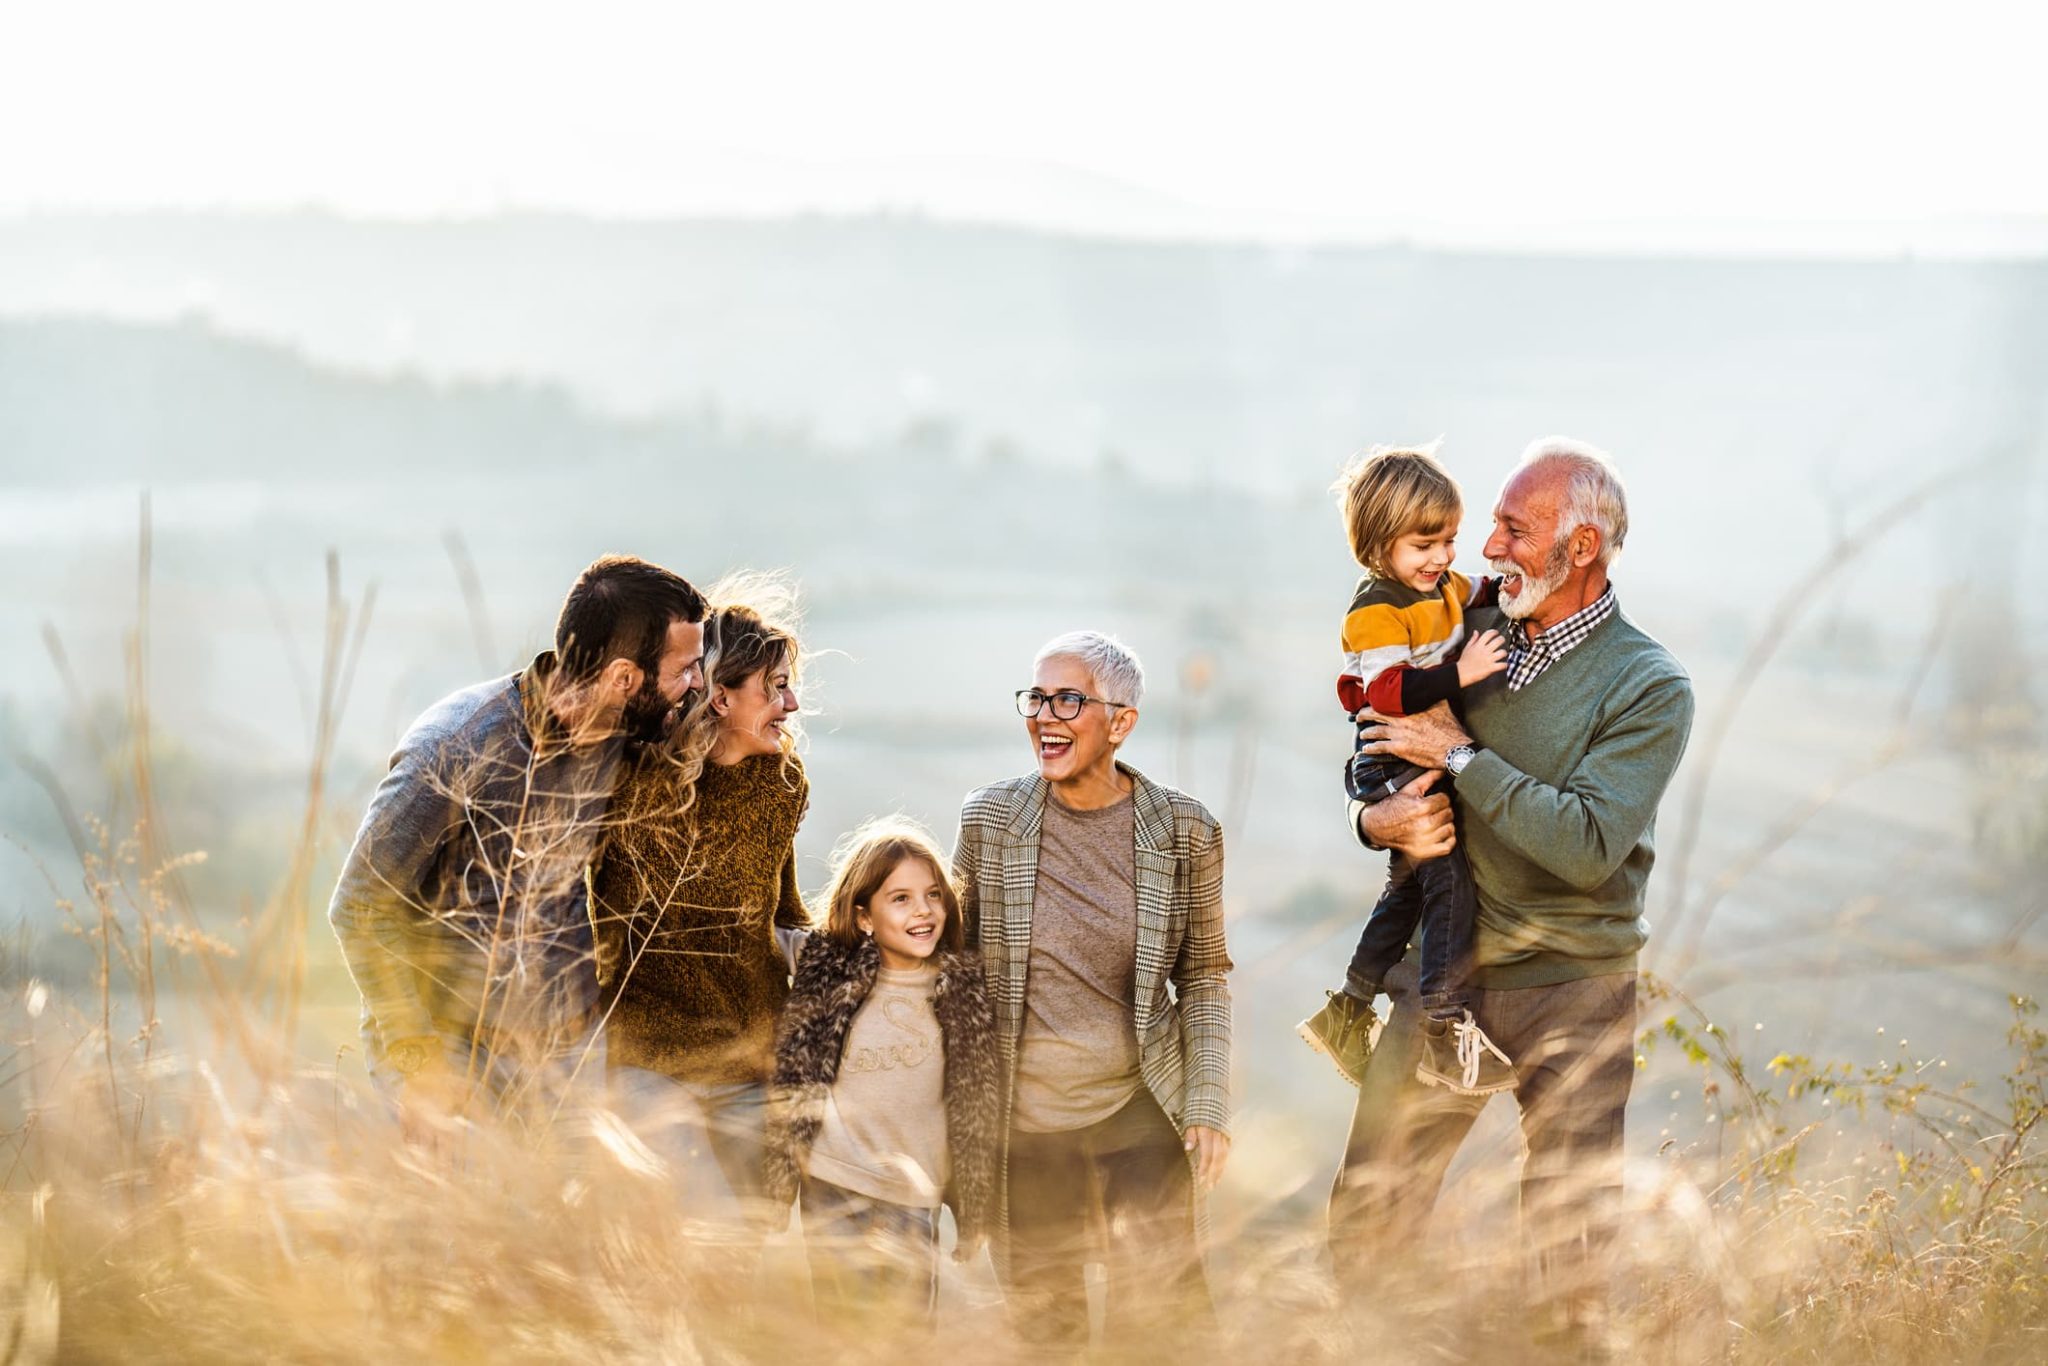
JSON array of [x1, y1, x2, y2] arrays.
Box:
[[1339, 571, 1471, 657]]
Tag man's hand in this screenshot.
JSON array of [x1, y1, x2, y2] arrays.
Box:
[[1184, 1124, 1231, 1191], [1458, 629, 1508, 688], [394, 1052, 472, 1152], [1358, 700, 1474, 771], [1358, 770, 1457, 859]]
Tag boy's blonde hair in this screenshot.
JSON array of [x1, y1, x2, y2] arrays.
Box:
[[816, 815, 965, 952], [1330, 440, 1463, 578]]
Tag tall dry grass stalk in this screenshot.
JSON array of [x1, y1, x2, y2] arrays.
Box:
[[1658, 462, 1989, 973]]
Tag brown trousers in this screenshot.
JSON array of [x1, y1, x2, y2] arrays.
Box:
[[1003, 1092, 1211, 1349], [1328, 961, 1638, 1321]]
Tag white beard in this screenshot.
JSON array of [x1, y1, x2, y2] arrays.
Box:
[[1492, 545, 1571, 621]]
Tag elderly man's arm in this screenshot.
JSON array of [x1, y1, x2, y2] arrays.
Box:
[[1463, 677, 1693, 889], [1365, 680, 1694, 890], [1171, 813, 1232, 1138], [1350, 771, 1457, 859], [327, 731, 461, 1051]]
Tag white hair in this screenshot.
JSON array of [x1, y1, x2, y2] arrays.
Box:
[[1518, 436, 1629, 566], [1033, 630, 1145, 711]]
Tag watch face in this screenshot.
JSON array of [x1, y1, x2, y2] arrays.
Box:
[[388, 1041, 428, 1076]]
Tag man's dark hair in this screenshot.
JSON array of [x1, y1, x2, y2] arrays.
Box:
[[555, 555, 706, 683]]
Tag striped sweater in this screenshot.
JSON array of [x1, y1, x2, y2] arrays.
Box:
[[1336, 571, 1498, 717]]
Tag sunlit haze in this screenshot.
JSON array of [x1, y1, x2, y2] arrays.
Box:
[[5, 0, 2046, 254]]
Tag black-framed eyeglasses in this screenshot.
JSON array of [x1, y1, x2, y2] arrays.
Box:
[[1014, 688, 1129, 721]]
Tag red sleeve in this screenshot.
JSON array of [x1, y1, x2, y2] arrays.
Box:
[[1337, 674, 1369, 714], [1366, 659, 1463, 716], [1364, 666, 1408, 715]]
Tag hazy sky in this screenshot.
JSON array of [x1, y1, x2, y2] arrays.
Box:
[[4, 1, 2044, 252]]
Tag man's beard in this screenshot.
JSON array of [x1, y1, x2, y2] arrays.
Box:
[[1493, 537, 1573, 622], [621, 676, 679, 743]]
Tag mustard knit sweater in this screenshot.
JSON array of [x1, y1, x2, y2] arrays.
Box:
[[592, 751, 809, 1083]]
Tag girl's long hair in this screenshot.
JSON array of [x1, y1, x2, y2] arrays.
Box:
[[816, 815, 965, 953]]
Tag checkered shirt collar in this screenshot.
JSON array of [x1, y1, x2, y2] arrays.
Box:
[[1503, 584, 1616, 691]]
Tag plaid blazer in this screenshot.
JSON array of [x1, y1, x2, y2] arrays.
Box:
[[952, 763, 1233, 1147]]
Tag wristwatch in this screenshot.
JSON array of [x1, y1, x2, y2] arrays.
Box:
[[1444, 743, 1478, 777]]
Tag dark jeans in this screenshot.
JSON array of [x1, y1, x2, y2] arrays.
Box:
[[1344, 821, 1479, 1019], [1327, 961, 1639, 1324], [1345, 729, 1432, 804], [800, 1175, 939, 1322], [1003, 1092, 1211, 1350]]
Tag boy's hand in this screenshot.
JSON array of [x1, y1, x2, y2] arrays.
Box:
[[1458, 629, 1509, 687]]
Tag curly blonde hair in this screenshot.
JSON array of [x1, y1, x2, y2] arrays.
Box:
[[616, 570, 807, 866]]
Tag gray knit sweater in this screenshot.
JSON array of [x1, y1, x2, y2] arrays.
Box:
[[1454, 604, 1695, 989]]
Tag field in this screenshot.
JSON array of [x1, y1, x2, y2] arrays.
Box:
[[2, 218, 2045, 1361]]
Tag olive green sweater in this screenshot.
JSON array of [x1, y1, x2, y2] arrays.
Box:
[[1454, 605, 1694, 989], [592, 752, 809, 1083]]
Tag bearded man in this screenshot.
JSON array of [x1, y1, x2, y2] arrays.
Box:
[[328, 554, 706, 1139], [1327, 438, 1694, 1333]]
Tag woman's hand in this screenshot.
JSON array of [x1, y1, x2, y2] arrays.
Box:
[[1184, 1124, 1231, 1191]]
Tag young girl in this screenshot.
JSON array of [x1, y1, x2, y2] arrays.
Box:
[[765, 818, 1000, 1321]]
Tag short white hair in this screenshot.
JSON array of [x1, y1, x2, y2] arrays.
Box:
[[1033, 630, 1145, 711], [1519, 436, 1628, 566]]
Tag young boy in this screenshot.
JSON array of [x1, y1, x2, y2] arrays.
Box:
[[1297, 442, 1517, 1096]]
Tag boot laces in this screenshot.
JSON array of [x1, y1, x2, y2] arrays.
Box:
[[1452, 1013, 1512, 1090]]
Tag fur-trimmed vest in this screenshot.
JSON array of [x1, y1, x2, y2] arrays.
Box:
[[765, 934, 1001, 1250]]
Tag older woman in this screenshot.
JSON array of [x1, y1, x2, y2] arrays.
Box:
[[591, 585, 807, 1217], [952, 629, 1231, 1351]]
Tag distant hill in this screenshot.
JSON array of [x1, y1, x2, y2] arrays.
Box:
[[0, 314, 1326, 602], [0, 317, 605, 483], [3, 212, 2043, 507]]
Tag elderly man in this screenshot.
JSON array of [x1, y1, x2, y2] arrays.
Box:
[[329, 554, 706, 1140], [1327, 439, 1693, 1329], [954, 630, 1232, 1350]]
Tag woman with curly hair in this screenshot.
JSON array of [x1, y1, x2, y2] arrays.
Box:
[[591, 576, 808, 1222]]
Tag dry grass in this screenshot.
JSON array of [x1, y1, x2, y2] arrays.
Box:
[[3, 1007, 2041, 1365], [3, 507, 2044, 1363], [3, 811, 2041, 1363]]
